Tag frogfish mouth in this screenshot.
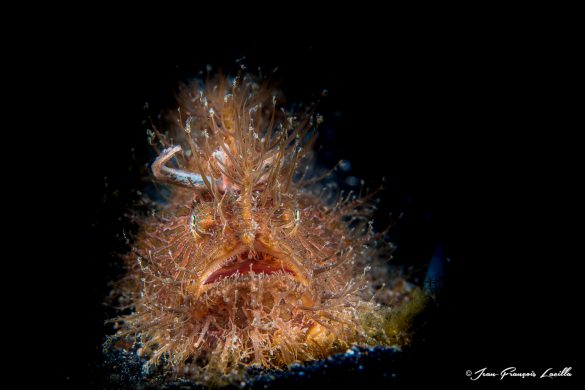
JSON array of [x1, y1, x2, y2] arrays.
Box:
[[200, 245, 305, 288]]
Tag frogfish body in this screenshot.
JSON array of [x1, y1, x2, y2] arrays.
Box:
[[112, 73, 417, 385]]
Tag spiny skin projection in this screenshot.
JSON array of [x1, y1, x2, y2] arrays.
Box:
[[113, 74, 403, 384]]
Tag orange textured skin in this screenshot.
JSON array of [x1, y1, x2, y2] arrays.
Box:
[[113, 73, 396, 383]]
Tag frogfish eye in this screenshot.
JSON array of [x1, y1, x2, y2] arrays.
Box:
[[190, 206, 215, 236], [271, 207, 291, 223], [272, 206, 299, 232]]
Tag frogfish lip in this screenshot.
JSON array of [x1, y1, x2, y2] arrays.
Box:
[[202, 253, 296, 285], [197, 242, 308, 292]]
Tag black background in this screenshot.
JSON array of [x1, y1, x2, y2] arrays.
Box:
[[21, 9, 579, 388]]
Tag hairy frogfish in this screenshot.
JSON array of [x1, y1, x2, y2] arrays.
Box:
[[110, 72, 424, 386]]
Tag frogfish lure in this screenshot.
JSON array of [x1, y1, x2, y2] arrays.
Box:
[[111, 72, 423, 385]]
